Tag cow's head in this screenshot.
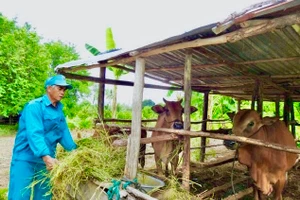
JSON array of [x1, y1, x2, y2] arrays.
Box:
[[151, 98, 197, 129], [224, 110, 280, 149], [232, 109, 270, 137]]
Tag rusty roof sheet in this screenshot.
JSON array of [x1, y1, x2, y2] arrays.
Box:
[[56, 0, 300, 102]]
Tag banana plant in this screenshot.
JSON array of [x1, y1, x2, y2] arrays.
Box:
[[85, 27, 128, 118]]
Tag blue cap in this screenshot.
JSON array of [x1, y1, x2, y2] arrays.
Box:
[[44, 74, 73, 89]]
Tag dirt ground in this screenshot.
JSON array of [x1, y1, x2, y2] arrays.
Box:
[[0, 136, 14, 188], [1, 136, 299, 199]]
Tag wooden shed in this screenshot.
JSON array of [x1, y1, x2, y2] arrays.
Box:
[[56, 0, 300, 192]]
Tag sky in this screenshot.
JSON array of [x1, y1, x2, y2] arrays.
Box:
[[0, 0, 264, 104]]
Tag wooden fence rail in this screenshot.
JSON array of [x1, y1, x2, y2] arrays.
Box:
[[109, 125, 300, 154]]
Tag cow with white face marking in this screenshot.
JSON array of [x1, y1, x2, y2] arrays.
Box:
[[151, 98, 197, 176]]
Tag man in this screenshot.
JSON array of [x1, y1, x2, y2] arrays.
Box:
[[8, 74, 77, 200]]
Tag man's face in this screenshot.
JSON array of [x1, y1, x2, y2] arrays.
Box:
[[47, 85, 67, 104]]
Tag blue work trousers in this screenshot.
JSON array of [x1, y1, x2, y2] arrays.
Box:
[[8, 160, 52, 200]]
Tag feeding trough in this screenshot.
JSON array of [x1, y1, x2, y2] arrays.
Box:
[[137, 173, 165, 193], [73, 174, 165, 200]]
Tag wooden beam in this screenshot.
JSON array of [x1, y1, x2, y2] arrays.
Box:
[[61, 72, 183, 91]]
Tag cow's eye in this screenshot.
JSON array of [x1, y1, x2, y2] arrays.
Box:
[[248, 121, 254, 127]]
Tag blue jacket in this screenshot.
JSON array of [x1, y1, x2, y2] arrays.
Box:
[[12, 94, 77, 163]]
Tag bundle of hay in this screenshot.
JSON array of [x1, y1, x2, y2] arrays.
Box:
[[47, 135, 126, 199]]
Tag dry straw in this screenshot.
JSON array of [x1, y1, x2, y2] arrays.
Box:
[[29, 129, 127, 200]]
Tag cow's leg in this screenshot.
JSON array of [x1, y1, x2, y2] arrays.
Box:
[[138, 143, 146, 168], [273, 174, 286, 200], [165, 162, 169, 177], [254, 187, 267, 200], [170, 155, 179, 176], [154, 154, 163, 176]]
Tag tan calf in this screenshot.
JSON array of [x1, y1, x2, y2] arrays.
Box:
[[151, 98, 197, 176]]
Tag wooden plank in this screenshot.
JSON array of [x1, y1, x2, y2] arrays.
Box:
[[190, 152, 236, 168], [196, 177, 249, 199], [125, 58, 145, 179], [223, 187, 253, 200], [182, 49, 192, 190]]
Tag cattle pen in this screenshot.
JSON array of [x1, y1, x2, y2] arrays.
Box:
[[55, 0, 300, 199]]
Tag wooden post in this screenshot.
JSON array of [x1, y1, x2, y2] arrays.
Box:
[[251, 88, 256, 110], [182, 49, 192, 190], [124, 58, 145, 179], [200, 91, 209, 162], [275, 96, 280, 118], [98, 67, 106, 121], [284, 94, 290, 127], [237, 99, 241, 111], [291, 99, 295, 137], [257, 80, 263, 114]]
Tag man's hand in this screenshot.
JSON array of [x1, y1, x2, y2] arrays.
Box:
[[42, 155, 59, 171]]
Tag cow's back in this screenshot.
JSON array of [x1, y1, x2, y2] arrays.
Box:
[[257, 120, 297, 170]]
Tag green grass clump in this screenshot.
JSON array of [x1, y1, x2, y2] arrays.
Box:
[[0, 188, 8, 200], [152, 177, 197, 200]]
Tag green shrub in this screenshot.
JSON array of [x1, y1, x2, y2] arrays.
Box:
[[0, 188, 8, 200], [0, 125, 18, 136]]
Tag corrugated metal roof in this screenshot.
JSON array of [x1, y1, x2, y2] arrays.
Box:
[[56, 0, 300, 102]]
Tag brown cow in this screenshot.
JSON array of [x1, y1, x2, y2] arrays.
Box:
[[151, 98, 197, 176], [93, 123, 147, 168], [231, 109, 297, 200]]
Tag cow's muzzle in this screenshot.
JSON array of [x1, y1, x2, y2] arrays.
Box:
[[223, 139, 239, 150], [173, 120, 183, 129]]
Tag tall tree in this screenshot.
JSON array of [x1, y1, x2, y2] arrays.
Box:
[[0, 14, 91, 118], [44, 41, 92, 117], [0, 15, 51, 116]]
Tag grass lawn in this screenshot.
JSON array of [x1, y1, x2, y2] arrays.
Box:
[[0, 125, 17, 136], [0, 188, 8, 200]]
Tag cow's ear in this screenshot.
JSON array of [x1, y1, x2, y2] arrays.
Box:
[[262, 117, 280, 126], [190, 106, 198, 114], [227, 112, 235, 121], [151, 105, 165, 114]]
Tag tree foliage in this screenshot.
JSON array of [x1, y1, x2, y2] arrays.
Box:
[[44, 41, 92, 117], [0, 14, 91, 119], [0, 14, 50, 116]]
